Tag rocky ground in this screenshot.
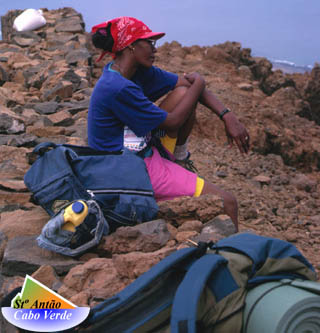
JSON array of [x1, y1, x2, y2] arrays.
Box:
[[0, 7, 319, 323]]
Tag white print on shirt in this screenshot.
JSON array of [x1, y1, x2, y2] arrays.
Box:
[[123, 126, 151, 152]]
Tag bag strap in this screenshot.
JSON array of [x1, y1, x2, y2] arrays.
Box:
[[32, 141, 58, 155], [214, 233, 315, 277], [87, 247, 201, 323], [32, 142, 80, 163], [170, 254, 228, 333]]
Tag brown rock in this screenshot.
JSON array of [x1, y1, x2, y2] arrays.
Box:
[[252, 175, 271, 185], [310, 215, 320, 226], [261, 70, 295, 95], [99, 219, 171, 254], [0, 232, 7, 261], [0, 86, 25, 104], [243, 208, 259, 220], [0, 65, 8, 86], [69, 291, 90, 307], [79, 252, 99, 261], [204, 46, 232, 64], [12, 59, 40, 70], [238, 83, 253, 91], [0, 179, 27, 191], [3, 81, 26, 92], [61, 257, 125, 300], [0, 191, 30, 207], [303, 64, 320, 125], [166, 223, 178, 238], [291, 174, 317, 192], [0, 145, 30, 179], [0, 112, 25, 134], [177, 220, 203, 233], [250, 57, 272, 80], [238, 65, 253, 80], [26, 125, 69, 137], [7, 53, 30, 67], [175, 231, 198, 243], [46, 110, 73, 126], [158, 195, 224, 225], [65, 136, 87, 146], [193, 215, 237, 243], [0, 88, 9, 106], [166, 239, 176, 247], [283, 230, 298, 242], [0, 208, 48, 239], [43, 81, 74, 100], [31, 265, 61, 290], [0, 275, 24, 299], [113, 247, 175, 280]]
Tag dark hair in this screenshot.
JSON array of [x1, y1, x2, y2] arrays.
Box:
[[91, 22, 114, 52]]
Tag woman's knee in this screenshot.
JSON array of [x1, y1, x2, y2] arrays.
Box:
[[171, 86, 189, 98]]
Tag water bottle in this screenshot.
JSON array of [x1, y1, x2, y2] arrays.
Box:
[[62, 200, 88, 232]]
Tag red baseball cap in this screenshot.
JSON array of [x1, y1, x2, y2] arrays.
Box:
[[91, 17, 165, 61]]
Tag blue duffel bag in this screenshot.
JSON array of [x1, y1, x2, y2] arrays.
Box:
[[24, 142, 159, 232]]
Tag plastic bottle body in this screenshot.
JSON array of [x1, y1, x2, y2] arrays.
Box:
[[62, 201, 88, 232]]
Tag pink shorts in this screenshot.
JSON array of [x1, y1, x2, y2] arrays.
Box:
[[144, 147, 197, 202]]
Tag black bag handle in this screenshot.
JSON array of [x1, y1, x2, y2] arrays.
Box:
[[33, 142, 58, 156]]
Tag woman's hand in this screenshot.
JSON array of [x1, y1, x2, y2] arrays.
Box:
[[184, 72, 204, 85], [223, 112, 250, 154]]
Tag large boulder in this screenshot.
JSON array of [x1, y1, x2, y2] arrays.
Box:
[[249, 56, 273, 81], [260, 70, 296, 95]]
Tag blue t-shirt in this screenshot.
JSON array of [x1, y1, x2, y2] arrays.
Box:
[[88, 63, 178, 151]]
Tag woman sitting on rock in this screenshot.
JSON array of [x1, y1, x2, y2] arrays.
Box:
[[88, 16, 250, 231]]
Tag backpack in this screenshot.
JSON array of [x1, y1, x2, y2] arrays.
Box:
[[24, 142, 159, 232], [68, 233, 318, 332]]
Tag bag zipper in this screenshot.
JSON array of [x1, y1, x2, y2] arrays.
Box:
[[87, 189, 154, 197]]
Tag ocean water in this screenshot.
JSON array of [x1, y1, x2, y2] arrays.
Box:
[[270, 60, 313, 74]]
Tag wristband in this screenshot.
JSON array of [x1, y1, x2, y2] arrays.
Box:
[[219, 108, 231, 120]]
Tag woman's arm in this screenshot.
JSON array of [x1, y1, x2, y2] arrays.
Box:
[[176, 75, 250, 153]]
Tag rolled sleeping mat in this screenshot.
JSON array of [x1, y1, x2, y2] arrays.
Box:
[[243, 279, 320, 333]]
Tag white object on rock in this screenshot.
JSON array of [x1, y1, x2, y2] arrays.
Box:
[[13, 9, 46, 32]]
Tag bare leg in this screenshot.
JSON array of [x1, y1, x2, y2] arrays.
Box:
[[201, 181, 239, 231], [159, 86, 196, 143], [159, 88, 239, 230]]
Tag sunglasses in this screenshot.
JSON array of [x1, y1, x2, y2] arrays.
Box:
[[133, 38, 157, 51], [145, 39, 157, 48]]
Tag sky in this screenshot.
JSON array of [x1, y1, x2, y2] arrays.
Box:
[[1, 0, 319, 67]]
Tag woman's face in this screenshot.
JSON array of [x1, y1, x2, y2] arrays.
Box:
[[132, 39, 157, 68]]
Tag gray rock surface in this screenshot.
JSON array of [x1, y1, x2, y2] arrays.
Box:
[[2, 236, 80, 276]]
